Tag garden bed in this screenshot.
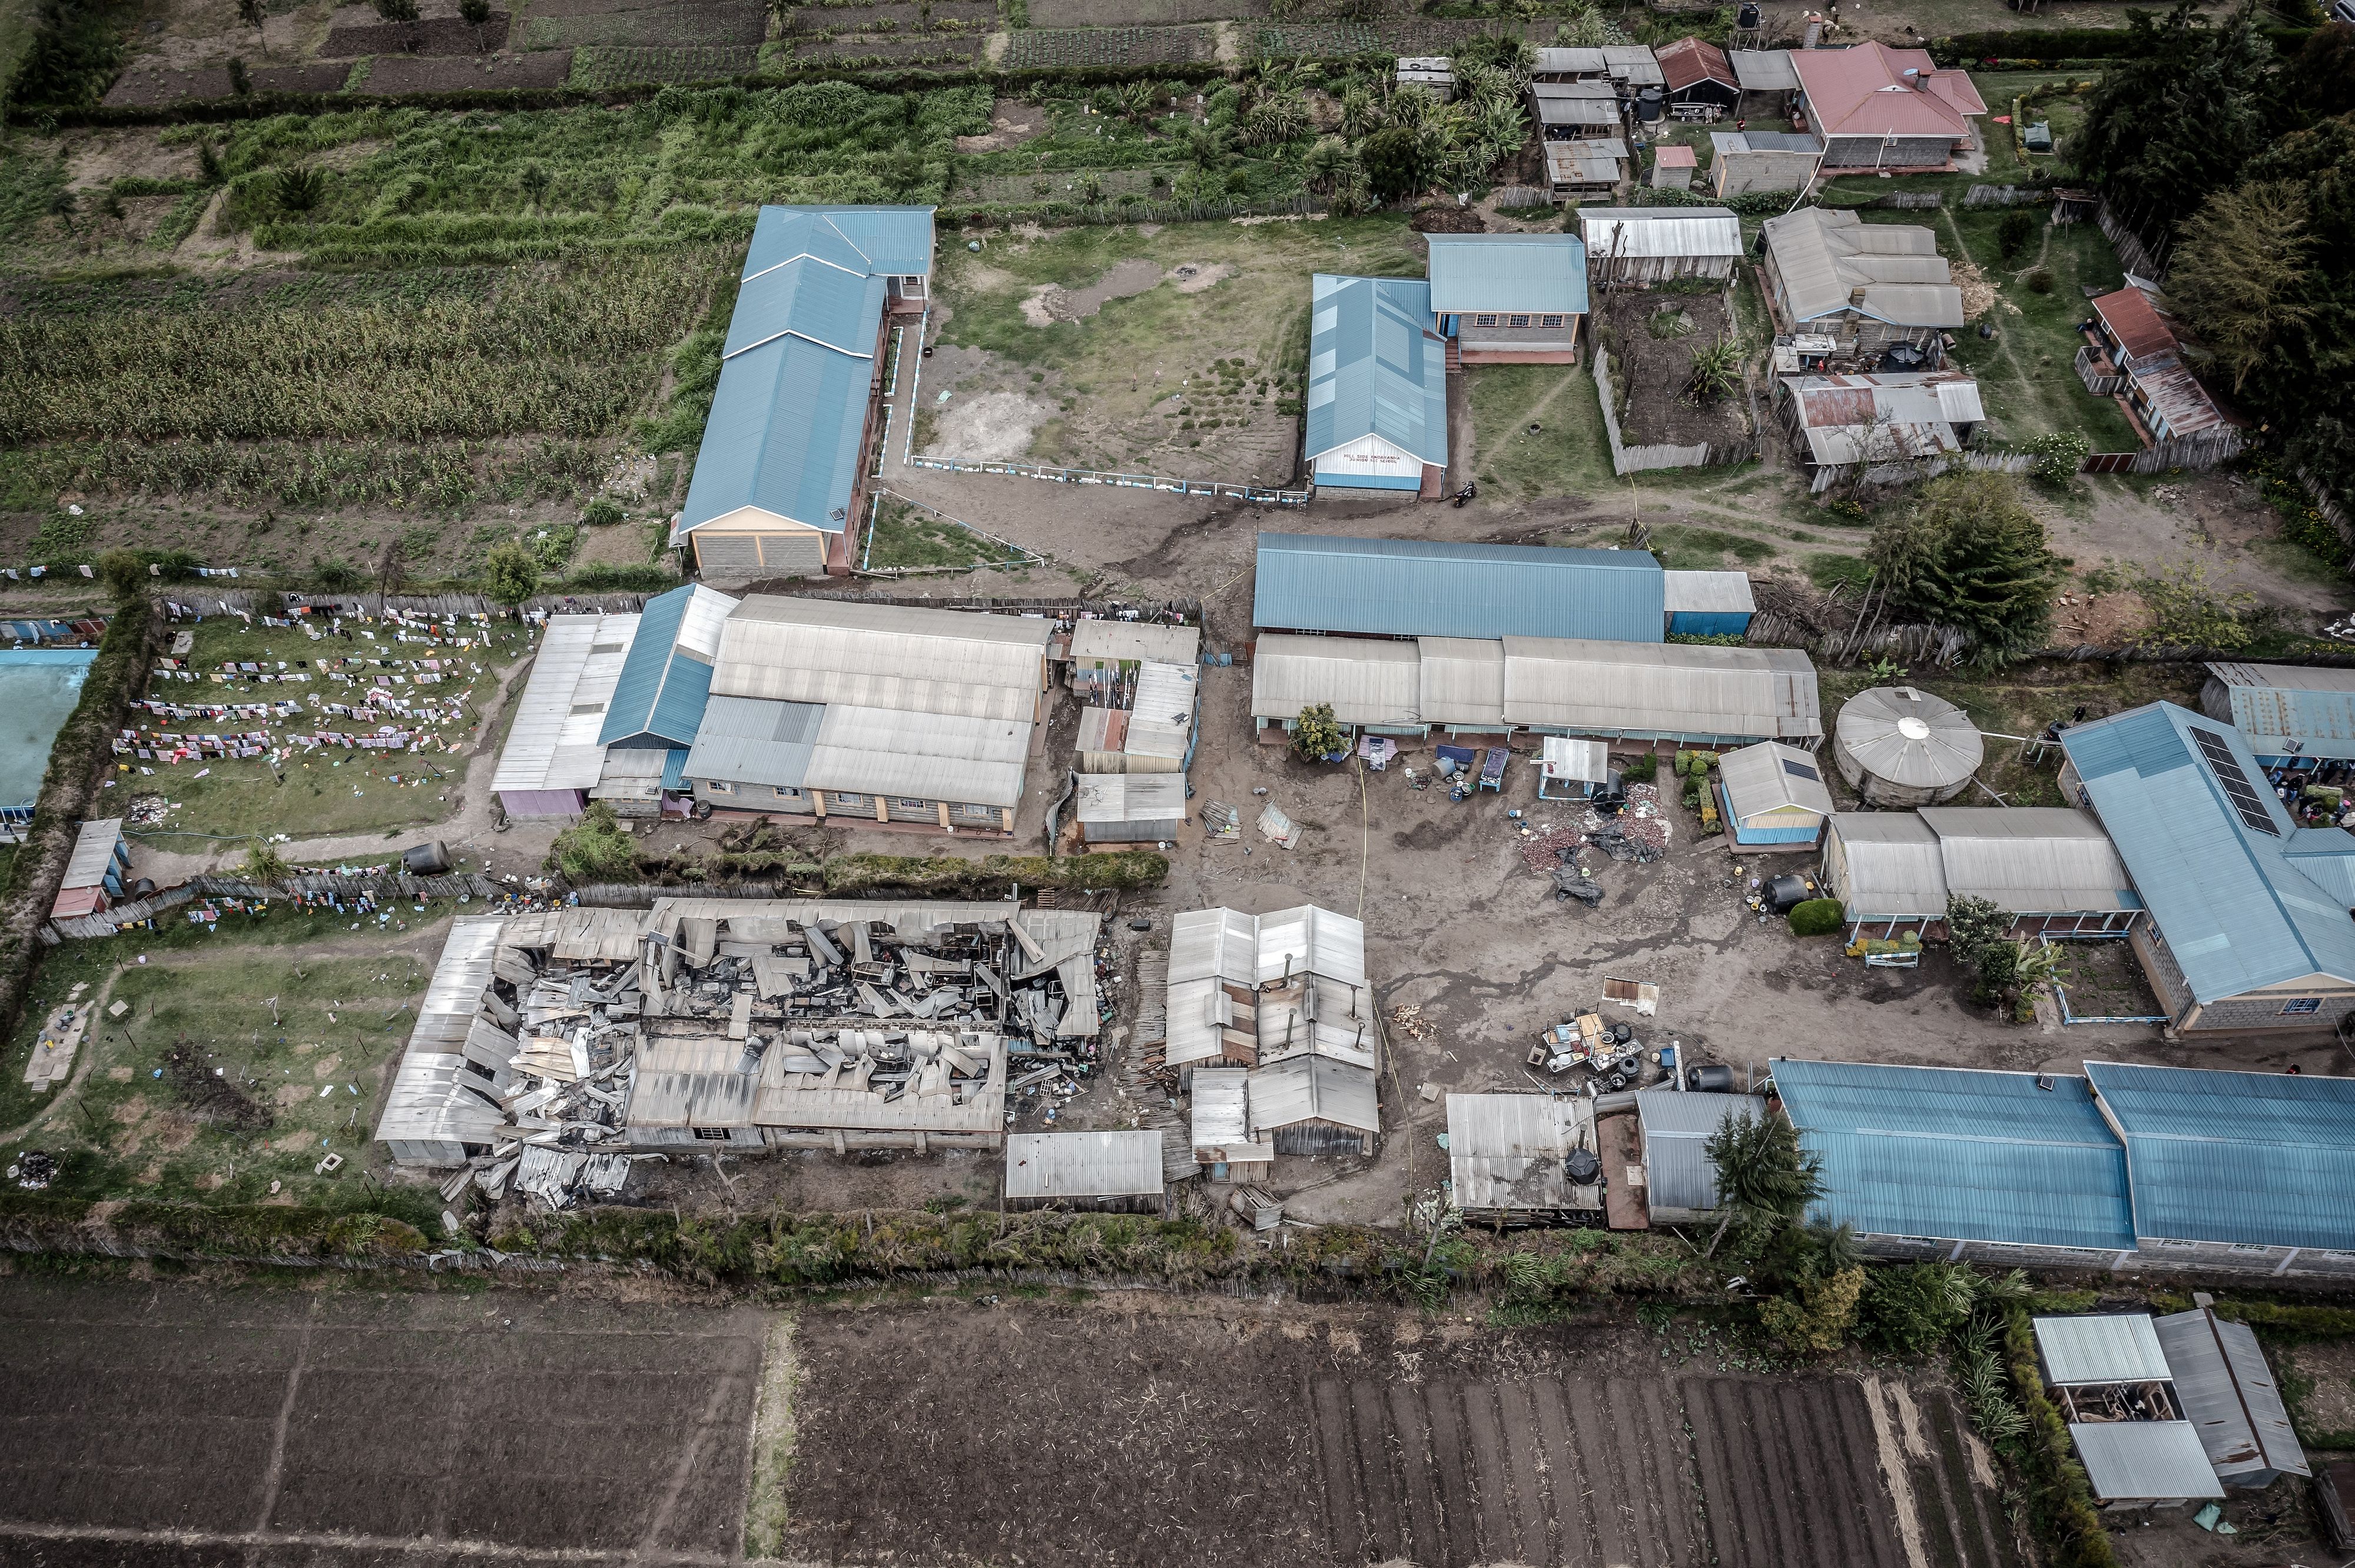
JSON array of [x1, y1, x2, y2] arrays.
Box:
[[1033, 0, 1268, 22], [1596, 288, 1750, 454], [520, 1, 764, 49], [352, 49, 578, 92], [102, 61, 359, 106], [322, 14, 510, 55], [1000, 25, 1218, 67], [785, 34, 984, 61], [568, 42, 759, 84], [785, 0, 997, 31]]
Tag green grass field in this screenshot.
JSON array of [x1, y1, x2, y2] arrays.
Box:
[[122, 617, 529, 847], [1465, 361, 1617, 500]]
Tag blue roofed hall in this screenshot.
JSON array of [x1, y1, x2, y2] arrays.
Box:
[[2084, 1061, 2355, 1254], [1252, 533, 1666, 643], [673, 205, 934, 580], [598, 584, 738, 750], [1424, 232, 1589, 363], [2060, 701, 2355, 1033], [1769, 1058, 2137, 1253], [1304, 274, 1449, 497]]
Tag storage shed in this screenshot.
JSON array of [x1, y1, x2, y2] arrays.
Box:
[[2154, 1304, 2308, 1488], [1655, 35, 1739, 112], [1538, 735, 1614, 799], [1714, 741, 1832, 850], [1447, 1093, 1603, 1223], [1661, 568, 1756, 634], [1835, 686, 1983, 805], [52, 817, 129, 920], [1190, 1067, 1273, 1169], [1074, 772, 1186, 845], [1579, 209, 1743, 285], [1650, 143, 1697, 188], [1533, 78, 1624, 139], [1397, 55, 1454, 98], [1247, 1054, 1380, 1157], [1635, 1090, 1767, 1221], [2071, 1423, 2227, 1509], [2201, 662, 2355, 764], [1068, 619, 1200, 673], [1709, 129, 1822, 198], [1004, 1130, 1165, 1212]]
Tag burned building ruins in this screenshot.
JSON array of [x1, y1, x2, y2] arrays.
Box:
[[376, 898, 1104, 1201]]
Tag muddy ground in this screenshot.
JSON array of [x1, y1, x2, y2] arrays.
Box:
[[1598, 290, 1752, 455]]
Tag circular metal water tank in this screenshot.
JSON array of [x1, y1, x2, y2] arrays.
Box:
[[1835, 686, 1985, 806]]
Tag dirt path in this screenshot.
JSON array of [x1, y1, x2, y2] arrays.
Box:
[[128, 643, 542, 887], [0, 913, 456, 1148]]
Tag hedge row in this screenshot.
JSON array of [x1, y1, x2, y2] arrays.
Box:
[[1929, 22, 2314, 63], [820, 850, 1169, 896], [2002, 1305, 2120, 1568]]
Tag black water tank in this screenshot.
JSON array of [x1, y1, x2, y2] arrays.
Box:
[[1686, 1064, 1737, 1093], [1564, 1147, 1603, 1184], [1636, 87, 1664, 124], [402, 840, 452, 875], [1737, 1, 1761, 26]]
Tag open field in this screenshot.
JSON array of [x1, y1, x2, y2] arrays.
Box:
[[926, 215, 1422, 482], [119, 615, 530, 844]]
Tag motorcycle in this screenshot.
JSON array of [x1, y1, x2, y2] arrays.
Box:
[[1451, 480, 1477, 508]]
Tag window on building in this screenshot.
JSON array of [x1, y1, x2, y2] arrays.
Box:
[[832, 792, 869, 808], [956, 802, 999, 821], [771, 786, 800, 800], [692, 1127, 731, 1142], [1474, 313, 1498, 327], [708, 780, 734, 795], [1508, 314, 1531, 328], [1541, 314, 1565, 328], [897, 798, 928, 811], [2281, 996, 2323, 1015]]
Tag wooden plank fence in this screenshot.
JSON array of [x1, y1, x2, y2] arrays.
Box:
[[2097, 197, 2168, 282], [2296, 464, 2355, 576], [1963, 184, 2051, 208], [2074, 343, 2126, 397], [2080, 427, 2247, 475]]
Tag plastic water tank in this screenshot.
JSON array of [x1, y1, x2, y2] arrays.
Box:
[[1636, 87, 1664, 124]]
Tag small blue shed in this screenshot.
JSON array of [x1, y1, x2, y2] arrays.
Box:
[[1663, 569, 1756, 637]]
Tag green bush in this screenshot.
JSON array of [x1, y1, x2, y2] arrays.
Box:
[[549, 801, 640, 881], [1787, 899, 1845, 936], [1620, 753, 1657, 783], [582, 496, 626, 526], [1861, 1263, 1973, 1354]]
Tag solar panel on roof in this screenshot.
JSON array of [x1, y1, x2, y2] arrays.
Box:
[[1782, 758, 1820, 781], [2190, 725, 2280, 838]]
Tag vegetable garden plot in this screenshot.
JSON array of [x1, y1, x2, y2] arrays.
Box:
[[102, 60, 359, 105], [1032, 0, 1268, 24], [1001, 25, 1217, 67], [322, 14, 511, 54], [568, 42, 759, 85], [360, 49, 577, 88], [1251, 16, 1533, 55], [785, 34, 983, 61], [784, 0, 997, 29], [520, 2, 764, 48]]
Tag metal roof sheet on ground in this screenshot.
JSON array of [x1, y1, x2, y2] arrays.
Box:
[[1126, 660, 1196, 762], [1829, 812, 1948, 915], [1762, 208, 1961, 328], [1580, 208, 1743, 261], [1251, 633, 1422, 726], [1068, 620, 1200, 666], [2061, 702, 2355, 1003], [2082, 1061, 2355, 1251], [1717, 741, 1833, 822], [2069, 1423, 2224, 1503], [1636, 1090, 1766, 1212], [1917, 807, 2136, 913], [1005, 1130, 1165, 1201], [1417, 637, 1507, 727], [1249, 1054, 1379, 1134], [683, 694, 821, 789], [1837, 685, 1983, 789], [61, 818, 121, 889], [1305, 273, 1448, 470], [1662, 572, 1757, 615], [2154, 1308, 2309, 1480], [805, 702, 1031, 808], [1253, 534, 1666, 643], [1424, 233, 1591, 315], [712, 596, 1049, 719], [1191, 1068, 1273, 1164], [1729, 48, 1800, 90], [2206, 662, 2355, 758], [374, 916, 512, 1152], [598, 584, 737, 748], [1501, 639, 1822, 741], [1074, 772, 1186, 824], [493, 612, 642, 794], [1771, 1058, 2137, 1250], [1447, 1094, 1593, 1212], [2034, 1313, 2174, 1384]]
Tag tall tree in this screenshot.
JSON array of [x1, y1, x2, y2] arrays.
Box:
[[2074, 3, 2274, 238], [2277, 21, 2355, 129], [1866, 471, 2062, 656], [2168, 180, 2320, 393]]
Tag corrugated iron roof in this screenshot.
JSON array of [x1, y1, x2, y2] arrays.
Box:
[[1251, 633, 1422, 726], [61, 818, 121, 889], [1829, 812, 1948, 916], [1728, 48, 1800, 90], [2062, 702, 2355, 1002], [1447, 1093, 1593, 1212], [1253, 533, 1665, 642], [1075, 772, 1186, 823], [1580, 208, 1743, 261], [2034, 1313, 2174, 1384], [1425, 233, 1591, 315], [2084, 1060, 2355, 1250], [1718, 741, 1834, 822], [493, 612, 642, 794], [1771, 1058, 2138, 1250], [2129, 353, 2228, 437], [1069, 620, 1200, 666], [1501, 638, 1822, 741], [714, 597, 1049, 719], [374, 916, 512, 1152], [1126, 659, 1196, 763], [806, 702, 1030, 807], [1763, 208, 1961, 327], [2154, 1308, 2308, 1480], [1656, 35, 1736, 92], [2068, 1423, 2224, 1503], [1190, 1067, 1272, 1163], [1918, 806, 2136, 913], [1662, 569, 1756, 614], [743, 204, 934, 281], [2208, 662, 2355, 758], [1836, 685, 1984, 789], [1790, 44, 1981, 139], [2092, 285, 2177, 363], [1249, 1054, 1379, 1134], [599, 584, 737, 748], [1305, 274, 1448, 469], [1636, 1090, 1767, 1212], [1004, 1130, 1164, 1200], [1417, 636, 1506, 727], [682, 694, 820, 789]]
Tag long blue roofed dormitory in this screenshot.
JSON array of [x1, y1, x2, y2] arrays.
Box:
[[671, 205, 934, 580], [1770, 1057, 2355, 1278]]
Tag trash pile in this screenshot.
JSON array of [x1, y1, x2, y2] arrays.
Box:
[[8, 1151, 57, 1190], [1200, 802, 1242, 841], [1517, 825, 1587, 872], [124, 794, 177, 828]]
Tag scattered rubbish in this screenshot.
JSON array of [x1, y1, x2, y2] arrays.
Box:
[[1200, 801, 1242, 841], [11, 1151, 57, 1190]]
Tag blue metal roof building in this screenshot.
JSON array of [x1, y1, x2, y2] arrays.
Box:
[[674, 206, 933, 577], [1304, 274, 1448, 494], [2202, 662, 2355, 763], [1252, 533, 1665, 642], [598, 584, 737, 750], [1424, 232, 1590, 316], [2085, 1061, 2355, 1253], [1771, 1058, 2138, 1252], [2061, 702, 2355, 1031]]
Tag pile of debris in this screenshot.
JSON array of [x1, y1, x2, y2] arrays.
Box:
[[1518, 825, 1587, 872]]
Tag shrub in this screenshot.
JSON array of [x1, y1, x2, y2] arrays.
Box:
[[1291, 702, 1345, 762], [1759, 1265, 1866, 1356], [1620, 753, 1656, 783], [1868, 470, 2062, 656], [1997, 208, 2034, 260], [2023, 430, 2090, 486], [582, 496, 626, 526], [549, 802, 639, 882], [1861, 1263, 1974, 1354], [481, 539, 541, 605], [1787, 899, 1845, 936]]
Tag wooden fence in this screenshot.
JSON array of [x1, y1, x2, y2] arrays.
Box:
[[2097, 197, 2168, 282], [1806, 449, 2032, 494], [175, 590, 656, 619], [1593, 348, 1750, 474], [2080, 427, 2247, 474], [1963, 184, 2051, 208], [2296, 464, 2355, 574]]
